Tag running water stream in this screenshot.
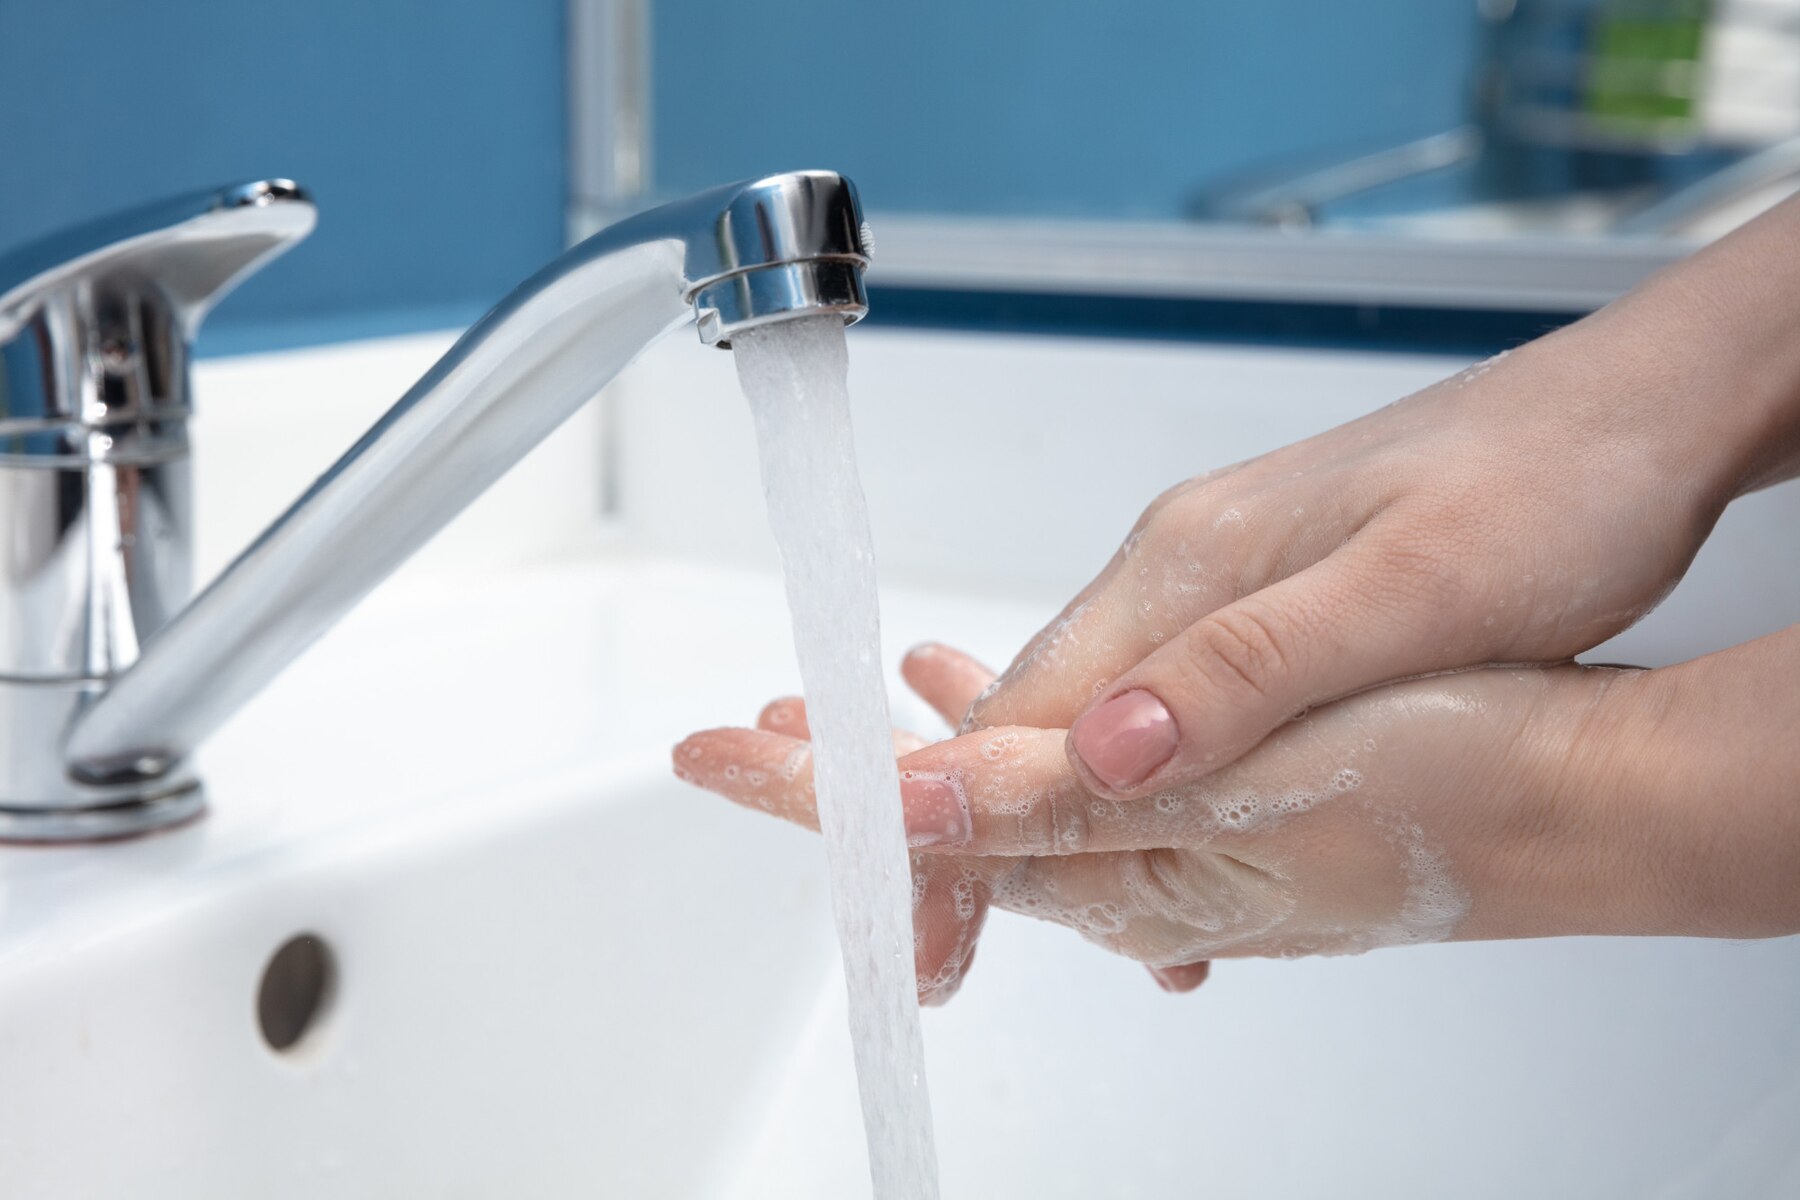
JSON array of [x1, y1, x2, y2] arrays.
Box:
[[733, 316, 941, 1200]]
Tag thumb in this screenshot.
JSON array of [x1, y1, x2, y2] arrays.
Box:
[[1064, 539, 1456, 797]]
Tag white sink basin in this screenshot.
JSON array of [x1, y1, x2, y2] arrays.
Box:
[[0, 560, 1009, 1198], [5, 323, 1800, 1197], [2, 560, 1796, 1198], [751, 894, 1800, 1199]]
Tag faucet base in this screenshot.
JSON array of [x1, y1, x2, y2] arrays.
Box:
[[0, 678, 204, 841], [0, 785, 205, 843]]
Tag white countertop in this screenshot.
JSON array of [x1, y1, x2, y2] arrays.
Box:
[[0, 556, 1045, 966]]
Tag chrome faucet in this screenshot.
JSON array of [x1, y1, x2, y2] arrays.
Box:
[[0, 170, 870, 840]]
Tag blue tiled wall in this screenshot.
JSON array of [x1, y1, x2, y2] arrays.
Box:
[[653, 1, 1483, 220], [0, 1, 568, 354]]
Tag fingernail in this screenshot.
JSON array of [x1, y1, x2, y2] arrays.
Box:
[[900, 773, 972, 847], [1148, 962, 1210, 993], [1070, 689, 1178, 790]]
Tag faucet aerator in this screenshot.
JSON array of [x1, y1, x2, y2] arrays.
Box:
[[692, 258, 869, 349]]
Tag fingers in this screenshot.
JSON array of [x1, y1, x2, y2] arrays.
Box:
[[756, 696, 811, 739], [963, 587, 1173, 735], [675, 725, 997, 1006], [901, 643, 997, 731], [989, 850, 1289, 965], [692, 682, 1379, 861], [678, 721, 1136, 857], [962, 480, 1242, 733], [755, 697, 928, 755], [894, 726, 1205, 856], [1147, 962, 1210, 993], [1064, 531, 1462, 798], [912, 857, 990, 1005], [964, 467, 1399, 744], [897, 716, 1361, 857], [753, 638, 996, 751], [678, 720, 997, 1007], [683, 645, 1001, 1008], [674, 727, 818, 829], [893, 646, 1000, 1005]]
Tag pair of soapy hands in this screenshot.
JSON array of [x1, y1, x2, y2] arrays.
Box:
[[676, 208, 1800, 1002]]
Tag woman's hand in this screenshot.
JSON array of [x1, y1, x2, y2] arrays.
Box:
[[674, 643, 1003, 1005], [680, 648, 1662, 986], [968, 330, 1739, 802], [674, 196, 1800, 1002], [678, 630, 1800, 998], [970, 192, 1800, 802]]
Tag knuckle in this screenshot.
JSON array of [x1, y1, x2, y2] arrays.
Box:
[[1139, 496, 1204, 557], [1136, 477, 1228, 554], [1182, 604, 1296, 705], [1141, 477, 1203, 526], [1010, 791, 1061, 856], [1043, 787, 1093, 855]]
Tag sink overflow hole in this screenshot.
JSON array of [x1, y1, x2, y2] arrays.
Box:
[[258, 933, 335, 1053]]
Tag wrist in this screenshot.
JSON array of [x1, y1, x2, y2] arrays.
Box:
[[1553, 198, 1800, 500], [1464, 667, 1685, 940], [1454, 658, 1788, 942], [1574, 632, 1800, 939]]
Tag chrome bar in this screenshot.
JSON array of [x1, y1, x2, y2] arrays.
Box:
[[567, 0, 653, 240], [62, 171, 870, 790]]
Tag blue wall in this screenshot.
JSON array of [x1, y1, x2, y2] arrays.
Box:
[[0, 1, 568, 354], [653, 1, 1483, 221], [1, 2, 1494, 352]]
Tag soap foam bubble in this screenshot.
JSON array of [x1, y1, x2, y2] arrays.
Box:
[[950, 876, 978, 921], [1453, 349, 1509, 387], [986, 785, 1039, 818], [780, 745, 810, 781], [979, 731, 1021, 761]]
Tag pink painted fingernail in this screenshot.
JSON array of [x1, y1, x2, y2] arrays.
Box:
[[900, 773, 972, 847], [1070, 689, 1178, 790]]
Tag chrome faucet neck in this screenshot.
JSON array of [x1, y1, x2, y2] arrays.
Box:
[[0, 171, 869, 841]]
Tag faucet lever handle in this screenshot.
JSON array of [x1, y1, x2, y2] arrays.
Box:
[[0, 178, 316, 346]]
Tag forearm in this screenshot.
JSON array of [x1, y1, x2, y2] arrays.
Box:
[[1571, 626, 1800, 939], [1545, 195, 1800, 498]]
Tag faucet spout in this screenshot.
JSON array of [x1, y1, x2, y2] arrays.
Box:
[[61, 170, 870, 792]]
